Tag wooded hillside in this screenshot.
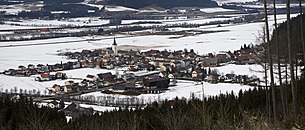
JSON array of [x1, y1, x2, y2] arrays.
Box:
[[270, 14, 305, 59]]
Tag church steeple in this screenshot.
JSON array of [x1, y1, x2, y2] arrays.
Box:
[[113, 37, 117, 45], [112, 37, 118, 56]]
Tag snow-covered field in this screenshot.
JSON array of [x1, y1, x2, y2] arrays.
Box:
[[81, 80, 252, 104], [200, 7, 238, 13]]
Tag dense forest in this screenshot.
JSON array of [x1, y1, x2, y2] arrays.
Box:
[[270, 14, 305, 59], [106, 0, 219, 9]]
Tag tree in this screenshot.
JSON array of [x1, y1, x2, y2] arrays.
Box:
[[59, 99, 65, 109], [299, 0, 305, 68], [264, 0, 277, 123], [14, 87, 17, 94], [19, 89, 23, 94], [184, 48, 188, 55], [273, 0, 286, 117], [287, 0, 298, 116]]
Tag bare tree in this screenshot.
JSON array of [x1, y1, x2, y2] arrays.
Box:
[[264, 0, 277, 123], [273, 0, 286, 117], [300, 0, 305, 66], [287, 0, 298, 116]]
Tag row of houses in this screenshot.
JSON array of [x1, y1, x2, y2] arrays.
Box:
[[50, 71, 171, 95], [35, 72, 67, 82], [207, 72, 260, 86], [3, 61, 81, 77]]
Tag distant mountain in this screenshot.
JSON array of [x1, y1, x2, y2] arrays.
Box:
[[106, 0, 219, 9]]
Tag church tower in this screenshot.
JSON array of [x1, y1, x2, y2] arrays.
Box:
[[112, 37, 118, 56]]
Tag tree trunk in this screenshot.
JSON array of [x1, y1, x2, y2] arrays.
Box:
[[287, 0, 298, 116], [263, 26, 271, 121], [300, 0, 305, 67], [264, 0, 277, 123], [273, 0, 286, 117]]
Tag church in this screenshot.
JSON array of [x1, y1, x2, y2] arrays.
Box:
[[112, 37, 118, 56]]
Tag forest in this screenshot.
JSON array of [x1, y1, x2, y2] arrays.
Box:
[[270, 14, 305, 58], [0, 76, 304, 129]]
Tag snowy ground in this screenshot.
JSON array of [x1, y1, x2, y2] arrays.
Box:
[[81, 80, 252, 104]]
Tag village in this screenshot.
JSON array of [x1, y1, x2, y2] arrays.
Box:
[[2, 38, 262, 96]]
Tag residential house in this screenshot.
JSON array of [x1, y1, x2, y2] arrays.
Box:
[[56, 72, 66, 79], [51, 84, 61, 93], [70, 61, 81, 69], [201, 57, 218, 67], [36, 64, 44, 69], [112, 85, 126, 93], [40, 73, 51, 81], [168, 73, 179, 86], [64, 85, 73, 93], [85, 75, 98, 82], [207, 73, 219, 84], [122, 72, 135, 81], [81, 50, 92, 57], [4, 69, 16, 75], [160, 64, 172, 72], [225, 73, 237, 82], [65, 80, 75, 87], [18, 65, 26, 70], [181, 59, 192, 68], [216, 53, 230, 63], [63, 102, 94, 119], [192, 69, 202, 79], [128, 65, 138, 71], [53, 63, 63, 71], [143, 76, 169, 90], [27, 64, 35, 69], [62, 63, 71, 70], [235, 52, 254, 64], [151, 60, 171, 68], [37, 64, 48, 73], [170, 61, 182, 70], [97, 72, 114, 86]]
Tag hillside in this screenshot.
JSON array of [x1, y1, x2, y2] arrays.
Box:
[[270, 14, 305, 59], [106, 0, 219, 9]]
